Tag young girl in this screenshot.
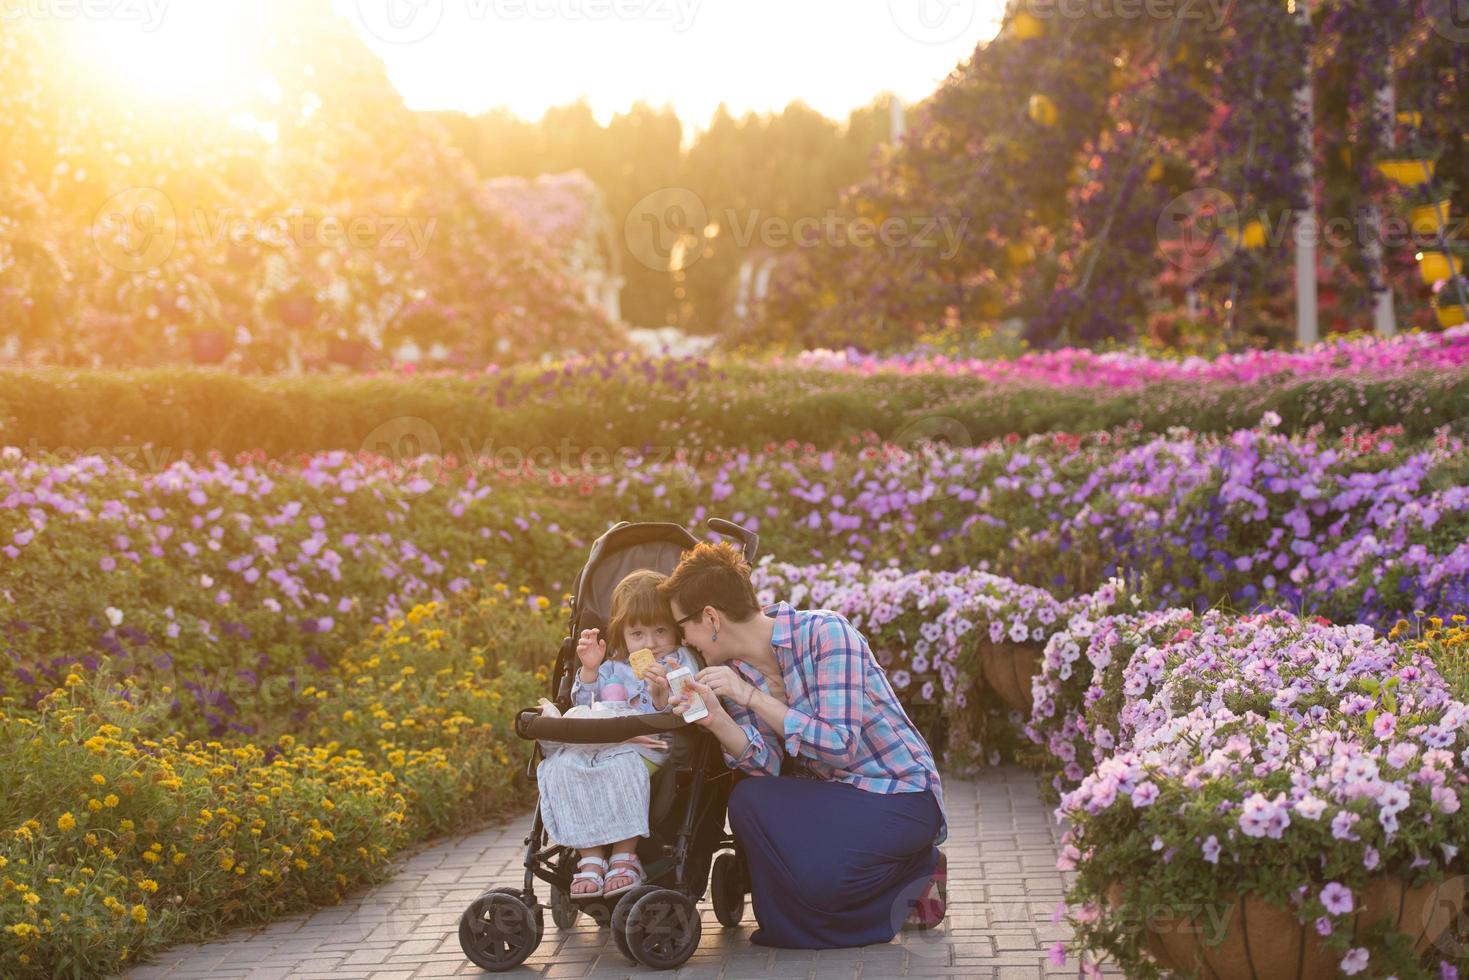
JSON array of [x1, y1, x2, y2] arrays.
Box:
[[536, 569, 701, 898]]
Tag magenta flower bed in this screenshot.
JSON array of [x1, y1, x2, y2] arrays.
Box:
[[786, 326, 1469, 388]]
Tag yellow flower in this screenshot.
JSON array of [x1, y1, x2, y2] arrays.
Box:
[[65, 673, 83, 688], [9, 923, 38, 938], [104, 794, 119, 808], [88, 799, 103, 812], [57, 812, 76, 832], [92, 774, 107, 786], [131, 904, 147, 924], [63, 887, 80, 898], [139, 880, 158, 893], [142, 852, 159, 864], [536, 596, 550, 610]]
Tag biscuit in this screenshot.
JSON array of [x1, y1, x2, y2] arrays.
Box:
[[629, 647, 657, 679]]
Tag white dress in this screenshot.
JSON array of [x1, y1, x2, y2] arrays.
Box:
[[536, 647, 700, 849]]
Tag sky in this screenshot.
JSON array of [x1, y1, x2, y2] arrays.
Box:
[[332, 0, 1006, 126]]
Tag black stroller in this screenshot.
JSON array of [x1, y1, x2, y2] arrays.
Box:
[[458, 518, 757, 972]]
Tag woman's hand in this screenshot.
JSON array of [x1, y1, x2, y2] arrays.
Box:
[[576, 628, 606, 675], [696, 666, 756, 709], [671, 678, 726, 729]]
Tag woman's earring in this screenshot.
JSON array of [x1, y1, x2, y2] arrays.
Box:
[[711, 628, 719, 643]]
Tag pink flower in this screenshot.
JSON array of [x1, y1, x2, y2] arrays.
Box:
[[1131, 781, 1159, 807], [1048, 942, 1066, 967], [1340, 947, 1369, 975], [1320, 883, 1353, 915], [1239, 793, 1291, 839]]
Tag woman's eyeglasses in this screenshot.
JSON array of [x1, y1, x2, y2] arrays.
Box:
[[673, 607, 710, 628]]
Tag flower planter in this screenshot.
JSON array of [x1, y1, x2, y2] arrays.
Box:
[[327, 337, 372, 370], [1027, 94, 1058, 127], [1411, 200, 1453, 237], [1436, 303, 1467, 329], [1376, 158, 1436, 187], [1107, 877, 1465, 980], [1006, 241, 1036, 268], [976, 641, 1044, 715], [1417, 250, 1462, 284], [188, 329, 230, 365], [272, 294, 318, 329], [1010, 11, 1045, 38]]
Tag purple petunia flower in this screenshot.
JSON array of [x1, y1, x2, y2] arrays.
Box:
[[1320, 883, 1353, 916]]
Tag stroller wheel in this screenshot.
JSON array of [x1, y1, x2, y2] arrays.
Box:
[[550, 884, 580, 929], [623, 888, 703, 970], [710, 852, 746, 927], [610, 884, 659, 965], [458, 887, 543, 972]]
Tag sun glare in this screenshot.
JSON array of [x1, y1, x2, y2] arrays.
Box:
[[65, 0, 269, 109]]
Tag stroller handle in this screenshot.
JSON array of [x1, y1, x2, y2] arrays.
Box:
[[707, 518, 759, 564], [515, 708, 690, 744]]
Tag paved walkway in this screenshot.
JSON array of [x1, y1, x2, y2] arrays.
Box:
[[127, 767, 1106, 980]]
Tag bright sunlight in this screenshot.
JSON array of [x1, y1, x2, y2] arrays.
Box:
[[63, 0, 270, 109]]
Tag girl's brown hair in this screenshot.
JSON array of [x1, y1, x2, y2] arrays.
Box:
[[606, 569, 677, 660]]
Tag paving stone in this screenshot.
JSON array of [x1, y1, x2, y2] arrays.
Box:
[[128, 769, 1128, 980]]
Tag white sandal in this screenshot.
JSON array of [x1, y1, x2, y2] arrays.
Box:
[[569, 855, 608, 898], [603, 852, 645, 897]]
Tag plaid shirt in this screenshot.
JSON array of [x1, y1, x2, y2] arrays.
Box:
[[722, 602, 947, 844]]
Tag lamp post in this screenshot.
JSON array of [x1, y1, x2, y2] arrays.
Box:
[[1364, 79, 1399, 336], [1292, 0, 1319, 347]]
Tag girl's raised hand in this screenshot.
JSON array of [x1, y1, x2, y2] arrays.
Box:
[[576, 628, 607, 672], [643, 658, 671, 708]]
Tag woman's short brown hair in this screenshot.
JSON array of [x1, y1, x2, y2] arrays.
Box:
[[607, 569, 675, 660], [657, 541, 761, 623]]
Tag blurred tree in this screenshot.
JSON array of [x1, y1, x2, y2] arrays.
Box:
[[1, 0, 616, 369], [437, 95, 892, 333]]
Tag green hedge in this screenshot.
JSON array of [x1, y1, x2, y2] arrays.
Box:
[[1, 362, 1466, 459]]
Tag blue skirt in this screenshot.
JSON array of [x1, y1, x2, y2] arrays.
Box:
[[726, 775, 942, 949]]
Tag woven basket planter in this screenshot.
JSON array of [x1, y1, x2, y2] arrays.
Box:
[[1106, 876, 1465, 979], [975, 641, 1045, 715]]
